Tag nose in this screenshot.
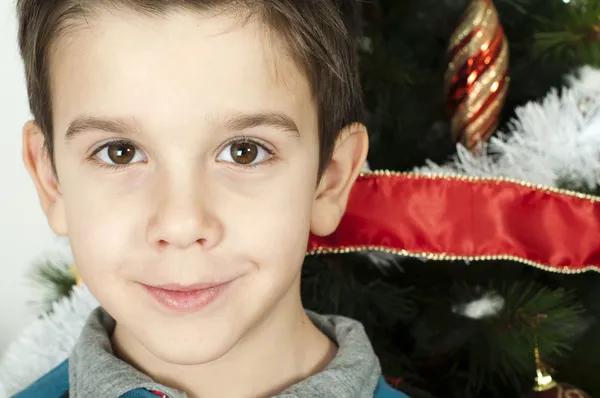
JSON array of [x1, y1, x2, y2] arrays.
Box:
[[147, 173, 223, 251]]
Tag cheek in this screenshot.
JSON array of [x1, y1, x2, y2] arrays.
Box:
[[217, 179, 313, 310], [226, 175, 315, 266], [59, 171, 146, 278], [219, 161, 318, 278]]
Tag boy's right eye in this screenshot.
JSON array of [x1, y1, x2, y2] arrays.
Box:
[[91, 140, 147, 167]]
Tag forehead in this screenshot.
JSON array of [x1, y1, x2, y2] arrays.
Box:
[[50, 9, 315, 136]]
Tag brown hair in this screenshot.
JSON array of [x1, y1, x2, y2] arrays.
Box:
[[16, 0, 364, 175]]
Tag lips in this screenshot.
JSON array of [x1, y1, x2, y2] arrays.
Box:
[[142, 280, 233, 312]]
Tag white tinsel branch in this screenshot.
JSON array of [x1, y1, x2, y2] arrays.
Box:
[[415, 66, 600, 190], [0, 286, 99, 397]]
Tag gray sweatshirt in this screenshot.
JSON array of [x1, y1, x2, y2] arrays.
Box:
[[68, 307, 383, 397]]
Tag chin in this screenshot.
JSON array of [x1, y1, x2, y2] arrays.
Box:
[[142, 323, 242, 366]]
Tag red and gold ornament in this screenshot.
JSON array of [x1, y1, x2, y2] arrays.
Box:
[[445, 0, 509, 150], [525, 372, 590, 398], [524, 345, 590, 398]]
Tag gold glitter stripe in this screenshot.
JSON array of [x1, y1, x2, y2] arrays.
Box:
[[448, 0, 488, 48], [452, 76, 507, 142], [446, 5, 498, 82], [360, 170, 600, 203], [307, 245, 600, 274], [460, 78, 508, 145], [454, 38, 508, 123]]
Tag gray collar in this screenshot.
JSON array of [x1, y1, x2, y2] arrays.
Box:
[[69, 307, 382, 397]]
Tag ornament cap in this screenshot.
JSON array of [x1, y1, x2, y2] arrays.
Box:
[[533, 368, 557, 392], [532, 337, 558, 392]]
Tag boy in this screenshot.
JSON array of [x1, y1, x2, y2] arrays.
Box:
[[14, 0, 408, 397]]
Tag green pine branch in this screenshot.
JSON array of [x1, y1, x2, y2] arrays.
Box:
[[27, 258, 78, 315], [533, 0, 600, 65], [455, 282, 585, 397]]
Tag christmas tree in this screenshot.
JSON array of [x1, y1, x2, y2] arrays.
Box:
[[303, 1, 600, 397], [5, 1, 600, 397]]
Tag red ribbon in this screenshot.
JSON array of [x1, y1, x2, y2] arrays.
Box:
[[307, 172, 600, 273]]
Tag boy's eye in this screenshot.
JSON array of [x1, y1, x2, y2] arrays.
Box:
[[217, 139, 273, 166], [94, 141, 147, 165]]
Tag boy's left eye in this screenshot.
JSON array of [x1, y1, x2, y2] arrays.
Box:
[[217, 139, 273, 166]]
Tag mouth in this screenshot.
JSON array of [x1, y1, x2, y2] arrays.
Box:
[[141, 280, 235, 313]]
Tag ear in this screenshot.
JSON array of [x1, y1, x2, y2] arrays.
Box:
[[22, 121, 68, 236], [311, 122, 369, 236]]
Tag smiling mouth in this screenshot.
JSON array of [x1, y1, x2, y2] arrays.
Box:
[[141, 280, 234, 312]]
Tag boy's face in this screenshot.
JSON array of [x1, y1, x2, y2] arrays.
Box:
[[24, 9, 367, 365]]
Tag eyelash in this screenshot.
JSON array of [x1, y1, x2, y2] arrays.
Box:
[[87, 137, 277, 171]]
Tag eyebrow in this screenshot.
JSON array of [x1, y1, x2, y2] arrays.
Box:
[[222, 112, 300, 138], [65, 116, 141, 141], [64, 111, 300, 141]]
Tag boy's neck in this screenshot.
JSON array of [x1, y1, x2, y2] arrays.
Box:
[[111, 280, 337, 398]]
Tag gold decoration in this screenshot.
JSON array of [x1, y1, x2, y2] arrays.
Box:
[[524, 341, 591, 397], [533, 344, 557, 392]]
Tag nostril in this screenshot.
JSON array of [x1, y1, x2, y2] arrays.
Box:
[[196, 238, 208, 246], [157, 240, 169, 249]]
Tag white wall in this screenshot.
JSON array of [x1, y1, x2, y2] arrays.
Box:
[[0, 1, 68, 354]]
